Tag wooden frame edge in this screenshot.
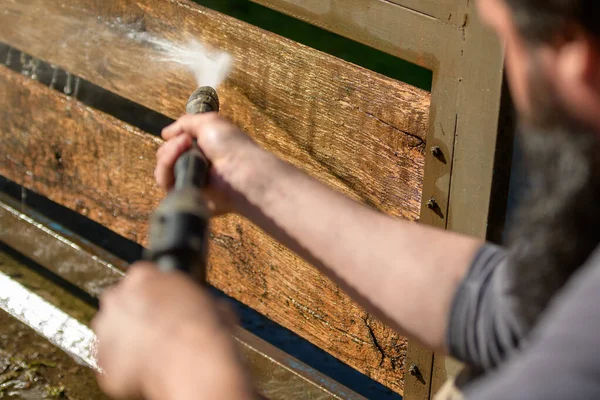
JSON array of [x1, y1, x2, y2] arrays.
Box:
[[405, 2, 508, 400]]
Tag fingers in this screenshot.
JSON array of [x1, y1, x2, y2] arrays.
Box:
[[161, 112, 219, 140], [155, 134, 193, 189]]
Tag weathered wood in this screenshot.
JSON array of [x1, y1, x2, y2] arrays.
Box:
[[251, 0, 466, 31], [0, 0, 429, 222], [387, 0, 466, 25], [0, 193, 126, 297], [0, 66, 412, 392]]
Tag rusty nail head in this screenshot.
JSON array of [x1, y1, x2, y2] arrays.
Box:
[[431, 146, 442, 158], [409, 364, 420, 376], [426, 198, 437, 210]]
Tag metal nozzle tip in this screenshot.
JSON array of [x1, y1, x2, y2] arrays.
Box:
[[186, 86, 220, 114]]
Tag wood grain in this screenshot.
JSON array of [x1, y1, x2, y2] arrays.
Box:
[[0, 0, 429, 222], [249, 0, 457, 70], [0, 64, 415, 392]]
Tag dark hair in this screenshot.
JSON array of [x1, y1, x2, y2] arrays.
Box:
[[504, 0, 600, 43]]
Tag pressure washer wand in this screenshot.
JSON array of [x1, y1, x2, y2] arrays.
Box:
[[145, 87, 219, 282]]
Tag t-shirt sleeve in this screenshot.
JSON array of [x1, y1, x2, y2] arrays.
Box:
[[464, 247, 600, 399], [447, 244, 527, 370]]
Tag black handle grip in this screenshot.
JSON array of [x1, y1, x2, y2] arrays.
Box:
[[174, 144, 210, 190]]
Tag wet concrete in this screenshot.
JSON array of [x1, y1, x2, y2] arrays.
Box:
[[0, 310, 107, 399], [0, 251, 107, 399]]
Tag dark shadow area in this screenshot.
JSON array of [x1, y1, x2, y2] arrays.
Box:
[[486, 77, 517, 244], [193, 0, 433, 91]]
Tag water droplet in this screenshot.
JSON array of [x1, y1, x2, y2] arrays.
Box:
[[20, 186, 27, 211], [20, 52, 30, 76], [49, 67, 58, 89], [30, 58, 40, 80], [4, 48, 12, 66], [73, 77, 81, 98], [64, 72, 73, 95]]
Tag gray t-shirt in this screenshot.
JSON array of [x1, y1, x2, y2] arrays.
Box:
[[448, 244, 600, 399]]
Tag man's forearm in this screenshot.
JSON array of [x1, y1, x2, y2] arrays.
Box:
[[229, 148, 482, 351]]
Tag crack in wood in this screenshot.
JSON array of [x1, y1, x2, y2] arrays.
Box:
[[363, 315, 386, 367], [286, 296, 370, 346], [364, 111, 426, 150]]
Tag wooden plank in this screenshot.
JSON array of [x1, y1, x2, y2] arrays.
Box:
[[387, 0, 467, 25], [249, 0, 461, 69], [0, 192, 126, 297], [0, 0, 429, 222], [252, 0, 466, 29], [0, 66, 414, 393]]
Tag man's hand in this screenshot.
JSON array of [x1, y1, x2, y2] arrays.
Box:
[[156, 113, 264, 215], [92, 263, 252, 400]]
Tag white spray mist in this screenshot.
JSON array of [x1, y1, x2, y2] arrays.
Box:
[[128, 31, 233, 88]]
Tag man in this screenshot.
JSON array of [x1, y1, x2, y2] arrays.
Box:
[[92, 0, 600, 398]]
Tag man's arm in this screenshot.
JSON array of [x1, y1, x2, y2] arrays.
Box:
[[158, 114, 483, 351]]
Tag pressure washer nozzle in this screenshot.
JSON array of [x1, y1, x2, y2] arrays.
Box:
[[186, 86, 220, 115]]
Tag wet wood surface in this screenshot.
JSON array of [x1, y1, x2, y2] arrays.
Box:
[[0, 0, 429, 222], [1, 63, 416, 392], [0, 251, 107, 400], [0, 193, 126, 297]]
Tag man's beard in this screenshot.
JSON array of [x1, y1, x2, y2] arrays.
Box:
[[506, 61, 600, 329]]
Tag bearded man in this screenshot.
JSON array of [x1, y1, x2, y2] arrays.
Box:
[[92, 0, 600, 398]]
